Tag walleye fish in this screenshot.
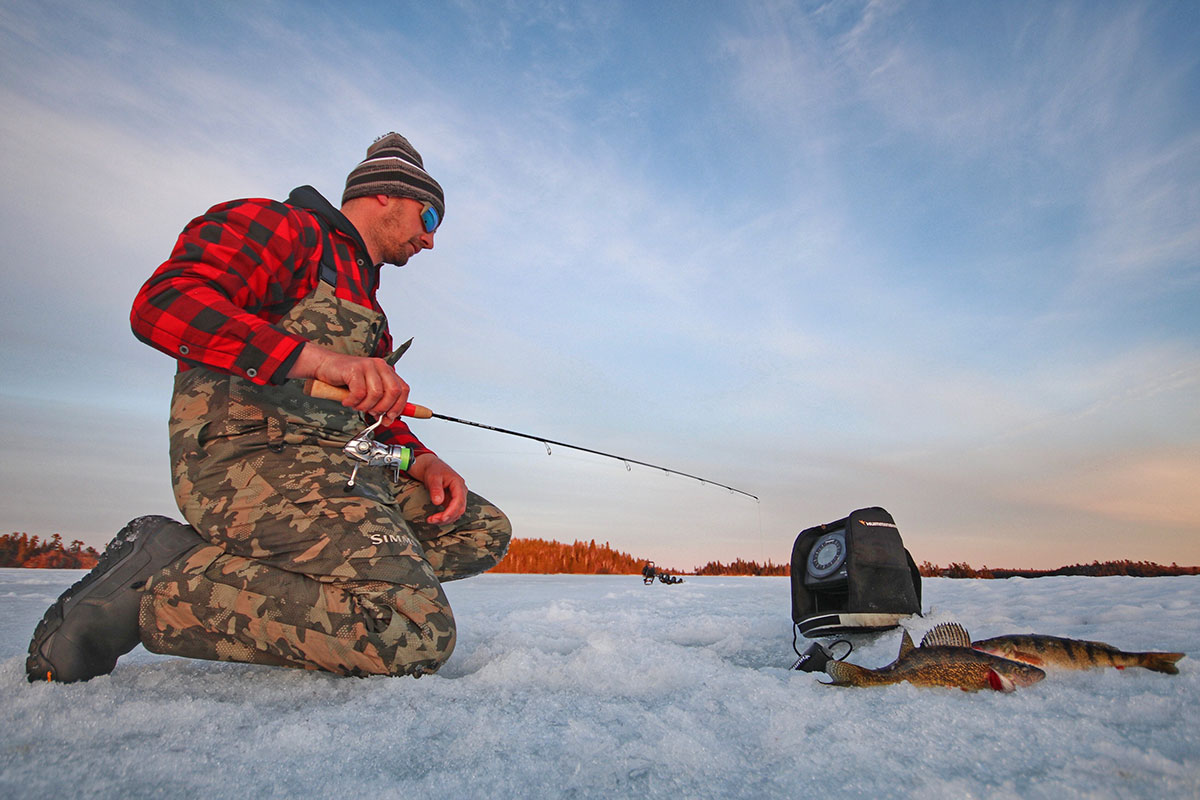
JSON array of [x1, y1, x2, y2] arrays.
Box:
[[824, 623, 1045, 692], [971, 633, 1185, 675]]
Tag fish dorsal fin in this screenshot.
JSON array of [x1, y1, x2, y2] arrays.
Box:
[[921, 622, 972, 648], [897, 629, 916, 659]]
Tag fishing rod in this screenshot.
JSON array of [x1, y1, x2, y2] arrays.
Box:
[[305, 378, 758, 501]]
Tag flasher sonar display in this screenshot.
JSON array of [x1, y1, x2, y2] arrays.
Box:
[[803, 527, 848, 587]]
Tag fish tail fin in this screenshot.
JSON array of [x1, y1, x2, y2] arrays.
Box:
[[824, 660, 872, 686], [1138, 652, 1185, 675], [986, 668, 1016, 693]]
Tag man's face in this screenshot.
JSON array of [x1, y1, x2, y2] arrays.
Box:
[[376, 197, 435, 266]]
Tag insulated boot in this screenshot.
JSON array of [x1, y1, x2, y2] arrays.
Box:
[[26, 515, 206, 683]]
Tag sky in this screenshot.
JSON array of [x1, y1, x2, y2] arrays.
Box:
[[0, 0, 1197, 570]]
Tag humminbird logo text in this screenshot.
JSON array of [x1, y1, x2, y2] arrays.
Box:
[[860, 521, 897, 528], [370, 533, 407, 545]]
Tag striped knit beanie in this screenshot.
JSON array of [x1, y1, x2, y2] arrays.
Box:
[[342, 132, 445, 224]]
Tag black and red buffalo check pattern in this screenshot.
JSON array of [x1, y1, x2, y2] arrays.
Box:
[[131, 196, 428, 454]]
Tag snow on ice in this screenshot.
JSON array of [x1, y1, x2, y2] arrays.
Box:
[[1, 569, 1197, 798]]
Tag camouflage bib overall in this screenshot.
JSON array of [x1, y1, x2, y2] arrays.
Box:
[[139, 236, 510, 677]]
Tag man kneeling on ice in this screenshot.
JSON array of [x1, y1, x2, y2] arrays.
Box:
[[27, 133, 512, 683]]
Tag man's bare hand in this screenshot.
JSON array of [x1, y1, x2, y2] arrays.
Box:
[[289, 343, 410, 423], [407, 453, 468, 525]]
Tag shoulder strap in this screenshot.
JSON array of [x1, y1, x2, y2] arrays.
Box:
[[316, 224, 339, 287], [283, 186, 343, 288]]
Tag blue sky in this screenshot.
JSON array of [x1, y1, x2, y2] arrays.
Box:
[[1, 0, 1197, 570]]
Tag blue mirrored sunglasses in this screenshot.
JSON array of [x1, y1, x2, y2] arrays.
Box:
[[420, 202, 440, 234]]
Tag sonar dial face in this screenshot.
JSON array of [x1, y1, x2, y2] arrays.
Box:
[[808, 532, 847, 579]]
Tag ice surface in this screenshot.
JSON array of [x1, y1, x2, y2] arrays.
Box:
[[1, 570, 1197, 799]]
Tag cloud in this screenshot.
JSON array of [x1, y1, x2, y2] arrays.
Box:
[[1014, 450, 1200, 528], [1, 0, 1197, 570], [1077, 132, 1200, 283]]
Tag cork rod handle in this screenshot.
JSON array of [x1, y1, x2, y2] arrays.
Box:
[[302, 379, 433, 419]]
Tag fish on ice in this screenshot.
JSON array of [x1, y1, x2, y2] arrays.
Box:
[[971, 633, 1185, 674], [823, 623, 1045, 692]]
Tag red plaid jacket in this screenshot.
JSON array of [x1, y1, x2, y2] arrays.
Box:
[[131, 186, 429, 454]]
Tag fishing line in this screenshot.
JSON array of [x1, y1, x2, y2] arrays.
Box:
[[425, 408, 760, 502]]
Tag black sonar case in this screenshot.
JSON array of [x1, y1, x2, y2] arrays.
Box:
[[790, 507, 922, 638]]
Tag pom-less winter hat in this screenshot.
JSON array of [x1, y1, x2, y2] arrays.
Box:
[[342, 132, 445, 224]]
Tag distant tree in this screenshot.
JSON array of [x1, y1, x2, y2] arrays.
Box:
[[922, 558, 1199, 579], [491, 538, 658, 575], [1, 532, 99, 569], [692, 558, 790, 577]]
